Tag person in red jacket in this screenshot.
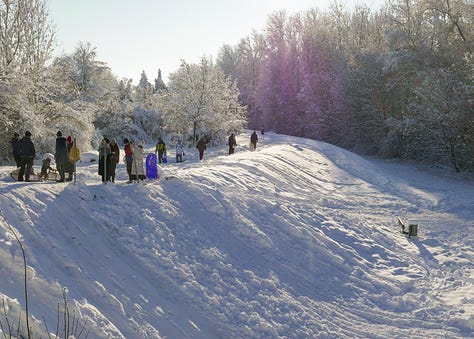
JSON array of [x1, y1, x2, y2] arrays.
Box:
[[124, 138, 133, 182]]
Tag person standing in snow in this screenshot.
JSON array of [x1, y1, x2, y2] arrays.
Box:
[[98, 137, 111, 183], [196, 136, 207, 160], [67, 136, 81, 181], [65, 136, 74, 180], [155, 138, 167, 164], [175, 141, 184, 163], [131, 143, 146, 181], [65, 135, 80, 181], [10, 132, 21, 167], [55, 131, 68, 182], [250, 131, 258, 150], [228, 133, 237, 155], [109, 138, 120, 183], [124, 138, 133, 182], [18, 131, 36, 182]]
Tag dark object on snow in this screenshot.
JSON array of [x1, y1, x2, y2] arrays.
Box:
[[398, 217, 418, 238]]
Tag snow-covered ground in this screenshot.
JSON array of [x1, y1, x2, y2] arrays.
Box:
[[0, 131, 473, 338]]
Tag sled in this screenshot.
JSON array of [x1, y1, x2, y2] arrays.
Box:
[[10, 167, 57, 182], [146, 153, 158, 179]]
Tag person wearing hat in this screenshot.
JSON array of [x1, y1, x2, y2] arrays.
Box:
[[10, 132, 21, 167], [55, 131, 68, 182], [18, 131, 36, 182]]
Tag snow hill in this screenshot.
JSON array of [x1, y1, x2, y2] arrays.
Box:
[[0, 131, 473, 338]]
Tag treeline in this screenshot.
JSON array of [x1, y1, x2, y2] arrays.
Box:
[[216, 0, 473, 171], [1, 0, 472, 171], [0, 0, 246, 163]]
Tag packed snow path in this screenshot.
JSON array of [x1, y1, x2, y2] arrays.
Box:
[[1, 131, 473, 338]]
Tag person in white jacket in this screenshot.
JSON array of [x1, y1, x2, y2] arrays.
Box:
[[175, 142, 184, 163], [131, 144, 146, 181]]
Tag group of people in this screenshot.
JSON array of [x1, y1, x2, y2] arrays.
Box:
[[100, 131, 261, 183], [155, 138, 186, 164], [117, 137, 186, 183], [10, 129, 261, 183], [9, 130, 80, 182], [227, 131, 259, 155]]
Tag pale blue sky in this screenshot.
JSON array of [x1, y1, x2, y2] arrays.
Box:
[[47, 0, 384, 84]]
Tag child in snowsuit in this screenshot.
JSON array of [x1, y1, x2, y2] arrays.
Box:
[[40, 158, 55, 180], [176, 142, 184, 163]]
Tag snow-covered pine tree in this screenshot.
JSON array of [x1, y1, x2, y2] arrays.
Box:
[[154, 69, 168, 93]]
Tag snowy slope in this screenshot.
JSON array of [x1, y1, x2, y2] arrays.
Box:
[[0, 131, 473, 338]]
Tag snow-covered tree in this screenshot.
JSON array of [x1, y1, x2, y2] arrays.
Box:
[[234, 33, 265, 130], [154, 69, 167, 93], [135, 71, 153, 107], [0, 0, 55, 162], [217, 44, 238, 81], [160, 58, 246, 146], [0, 0, 54, 78]]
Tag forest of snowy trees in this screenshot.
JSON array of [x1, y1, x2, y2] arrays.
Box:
[[0, 0, 473, 171], [217, 0, 473, 171]]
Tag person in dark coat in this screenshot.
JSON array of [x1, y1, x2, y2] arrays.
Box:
[[250, 131, 258, 150], [109, 138, 120, 183], [196, 137, 207, 160], [228, 133, 237, 155], [10, 132, 21, 167], [98, 137, 111, 183], [18, 131, 36, 182], [55, 131, 68, 182]]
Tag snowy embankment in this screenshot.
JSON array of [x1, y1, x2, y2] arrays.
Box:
[[0, 131, 473, 338]]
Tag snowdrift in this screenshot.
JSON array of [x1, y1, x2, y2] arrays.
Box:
[[0, 131, 473, 338]]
